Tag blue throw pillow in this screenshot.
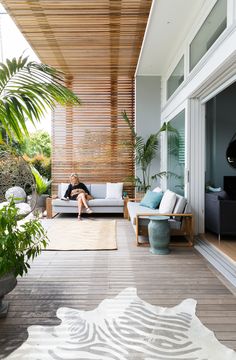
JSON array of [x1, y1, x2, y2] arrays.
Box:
[[140, 190, 163, 209]]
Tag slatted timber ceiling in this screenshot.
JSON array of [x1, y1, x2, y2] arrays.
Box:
[[2, 0, 152, 195]]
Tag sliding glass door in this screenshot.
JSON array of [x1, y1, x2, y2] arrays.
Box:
[[167, 110, 185, 196]]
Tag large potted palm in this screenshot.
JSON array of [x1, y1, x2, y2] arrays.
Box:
[[31, 166, 52, 211], [122, 111, 178, 197]]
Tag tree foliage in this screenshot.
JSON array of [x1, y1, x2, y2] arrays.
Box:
[[17, 130, 51, 157]]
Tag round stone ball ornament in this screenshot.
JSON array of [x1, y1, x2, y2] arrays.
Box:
[[0, 144, 37, 217]]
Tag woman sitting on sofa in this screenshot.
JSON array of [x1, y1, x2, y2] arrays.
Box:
[[64, 174, 93, 220]]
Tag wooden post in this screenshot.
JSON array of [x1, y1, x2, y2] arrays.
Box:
[[46, 197, 53, 219], [123, 197, 129, 219]]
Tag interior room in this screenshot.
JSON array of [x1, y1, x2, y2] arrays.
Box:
[[205, 81, 236, 261]]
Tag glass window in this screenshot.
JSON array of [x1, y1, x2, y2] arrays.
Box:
[[167, 56, 184, 99], [190, 0, 227, 71], [167, 110, 185, 196]]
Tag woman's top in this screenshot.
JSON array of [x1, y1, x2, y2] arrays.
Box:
[[64, 182, 90, 200]]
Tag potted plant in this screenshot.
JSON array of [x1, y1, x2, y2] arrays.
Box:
[[122, 111, 178, 197], [31, 166, 52, 210], [0, 200, 48, 317]]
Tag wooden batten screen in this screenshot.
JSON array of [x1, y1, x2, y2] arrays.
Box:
[[52, 76, 134, 196]]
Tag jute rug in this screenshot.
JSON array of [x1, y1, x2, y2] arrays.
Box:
[[5, 288, 236, 360], [45, 219, 117, 250]]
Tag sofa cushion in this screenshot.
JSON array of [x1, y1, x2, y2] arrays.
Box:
[[140, 190, 163, 209], [106, 182, 123, 199], [127, 201, 160, 225], [152, 186, 162, 193], [88, 199, 124, 207], [58, 183, 69, 198], [90, 184, 106, 199], [53, 198, 124, 207], [159, 190, 177, 214], [53, 199, 76, 207], [173, 194, 187, 220]]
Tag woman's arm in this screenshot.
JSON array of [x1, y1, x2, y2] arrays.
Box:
[[80, 183, 90, 195], [64, 184, 72, 198]]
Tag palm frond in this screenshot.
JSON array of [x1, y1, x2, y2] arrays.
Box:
[[0, 55, 80, 141], [121, 110, 136, 138], [31, 166, 51, 195]]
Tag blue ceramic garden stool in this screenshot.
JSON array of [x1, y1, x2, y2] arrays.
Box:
[[148, 216, 170, 255]]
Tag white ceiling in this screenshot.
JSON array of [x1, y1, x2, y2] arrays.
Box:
[[136, 0, 207, 75]]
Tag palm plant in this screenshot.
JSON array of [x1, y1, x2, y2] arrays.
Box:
[[122, 111, 178, 192], [0, 55, 80, 141], [31, 166, 51, 195]]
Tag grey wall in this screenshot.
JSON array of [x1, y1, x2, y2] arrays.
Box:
[[135, 76, 161, 189], [206, 81, 236, 188]]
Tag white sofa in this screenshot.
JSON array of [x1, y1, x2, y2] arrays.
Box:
[[52, 183, 124, 215], [127, 189, 193, 246]]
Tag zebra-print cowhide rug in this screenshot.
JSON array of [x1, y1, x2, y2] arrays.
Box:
[[6, 288, 236, 360]]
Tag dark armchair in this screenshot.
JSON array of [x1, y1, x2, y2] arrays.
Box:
[[205, 191, 236, 240]]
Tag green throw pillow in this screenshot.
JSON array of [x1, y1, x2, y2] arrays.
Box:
[[140, 190, 163, 209]]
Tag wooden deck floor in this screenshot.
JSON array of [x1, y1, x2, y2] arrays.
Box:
[[204, 231, 236, 262], [0, 218, 236, 358]]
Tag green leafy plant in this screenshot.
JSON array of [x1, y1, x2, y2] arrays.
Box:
[[24, 154, 51, 179], [31, 166, 52, 195], [0, 200, 48, 277], [14, 130, 52, 158], [0, 55, 80, 142], [122, 111, 178, 192]]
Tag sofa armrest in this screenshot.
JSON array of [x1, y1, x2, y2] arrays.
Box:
[[128, 198, 140, 202], [219, 200, 236, 235], [136, 213, 193, 218]]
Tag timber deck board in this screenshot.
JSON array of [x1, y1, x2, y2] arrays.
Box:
[[0, 219, 235, 358]]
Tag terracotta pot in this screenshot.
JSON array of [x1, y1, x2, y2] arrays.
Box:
[[0, 273, 17, 317]]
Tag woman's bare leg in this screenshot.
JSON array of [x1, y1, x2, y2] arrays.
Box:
[[78, 193, 89, 208], [78, 193, 93, 214], [77, 197, 83, 219]]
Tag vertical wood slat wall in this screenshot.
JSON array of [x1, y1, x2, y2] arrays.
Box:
[[1, 0, 152, 198], [52, 76, 134, 196]]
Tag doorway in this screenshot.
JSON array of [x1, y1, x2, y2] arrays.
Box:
[[204, 81, 236, 262]]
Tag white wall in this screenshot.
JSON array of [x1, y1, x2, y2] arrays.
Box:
[[135, 76, 162, 189]]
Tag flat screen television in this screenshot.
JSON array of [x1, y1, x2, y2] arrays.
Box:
[[224, 176, 236, 199]]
